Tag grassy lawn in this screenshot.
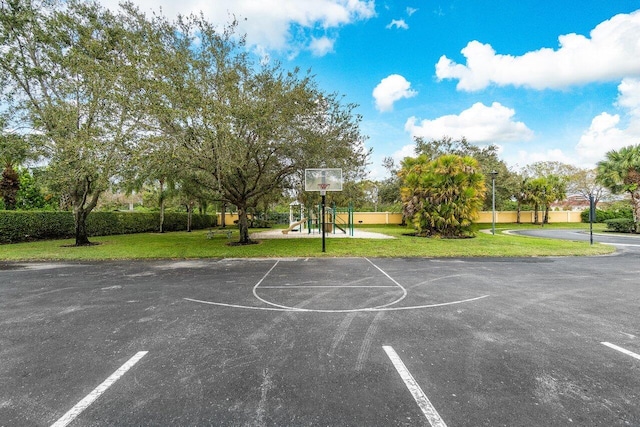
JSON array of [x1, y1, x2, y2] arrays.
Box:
[[0, 223, 614, 261]]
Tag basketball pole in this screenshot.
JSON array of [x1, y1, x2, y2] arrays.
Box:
[[321, 190, 326, 252]]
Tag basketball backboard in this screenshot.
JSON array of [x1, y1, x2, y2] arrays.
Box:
[[304, 169, 342, 193]]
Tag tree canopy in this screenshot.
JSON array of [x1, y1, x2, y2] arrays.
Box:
[[413, 136, 517, 211], [597, 144, 640, 231], [0, 0, 369, 244], [0, 0, 154, 243]]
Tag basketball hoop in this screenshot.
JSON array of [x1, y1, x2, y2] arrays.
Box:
[[304, 168, 342, 253], [318, 183, 330, 195]]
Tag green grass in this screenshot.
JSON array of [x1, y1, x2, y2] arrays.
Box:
[[0, 223, 614, 261]]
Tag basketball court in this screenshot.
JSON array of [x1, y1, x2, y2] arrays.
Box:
[[1, 253, 639, 426]]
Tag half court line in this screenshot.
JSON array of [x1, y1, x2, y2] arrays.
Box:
[[601, 342, 640, 361], [51, 351, 148, 427], [383, 346, 448, 427]]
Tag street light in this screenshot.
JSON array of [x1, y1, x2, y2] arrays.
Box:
[[490, 170, 498, 235]]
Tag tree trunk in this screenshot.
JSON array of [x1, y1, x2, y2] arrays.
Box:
[[71, 179, 101, 246], [73, 208, 92, 246], [220, 202, 227, 228], [632, 189, 640, 233], [516, 202, 521, 224], [159, 179, 165, 233], [186, 203, 192, 232], [533, 204, 539, 224], [543, 206, 549, 224], [237, 206, 251, 244]]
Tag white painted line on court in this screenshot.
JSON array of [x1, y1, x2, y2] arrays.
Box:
[[51, 351, 148, 427], [383, 346, 448, 427], [183, 294, 489, 313], [364, 258, 408, 309], [601, 342, 640, 361], [259, 285, 398, 288], [252, 260, 309, 311]]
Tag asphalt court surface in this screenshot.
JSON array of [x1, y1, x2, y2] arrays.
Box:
[[1, 252, 639, 426]]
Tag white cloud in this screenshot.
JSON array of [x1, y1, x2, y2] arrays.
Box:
[[575, 112, 640, 164], [574, 78, 640, 164], [98, 0, 375, 57], [372, 74, 417, 112], [406, 7, 418, 16], [391, 143, 418, 164], [404, 102, 534, 143], [386, 19, 408, 30], [436, 10, 640, 91], [309, 36, 335, 56], [617, 78, 640, 117]]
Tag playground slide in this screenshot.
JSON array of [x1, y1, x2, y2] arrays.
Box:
[[282, 218, 307, 234]]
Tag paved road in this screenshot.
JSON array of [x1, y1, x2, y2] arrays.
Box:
[[1, 255, 639, 426], [511, 228, 640, 253]]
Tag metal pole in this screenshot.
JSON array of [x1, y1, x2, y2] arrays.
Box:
[[491, 172, 496, 235], [321, 192, 326, 252], [589, 194, 594, 245]]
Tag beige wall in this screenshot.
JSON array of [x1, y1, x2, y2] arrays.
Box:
[[338, 211, 582, 224], [217, 210, 582, 225], [475, 210, 582, 223]]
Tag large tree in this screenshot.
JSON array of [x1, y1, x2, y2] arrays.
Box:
[[399, 153, 485, 238], [568, 167, 608, 207], [597, 145, 640, 232], [147, 16, 368, 244], [0, 0, 152, 244]]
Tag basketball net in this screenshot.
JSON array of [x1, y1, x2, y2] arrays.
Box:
[[318, 183, 330, 196]]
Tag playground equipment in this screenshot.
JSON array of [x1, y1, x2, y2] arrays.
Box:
[[282, 218, 307, 234], [283, 200, 306, 234], [308, 202, 354, 236]]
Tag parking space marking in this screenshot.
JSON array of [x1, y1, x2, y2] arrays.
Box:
[[601, 342, 640, 361], [51, 351, 148, 427], [383, 346, 448, 427]]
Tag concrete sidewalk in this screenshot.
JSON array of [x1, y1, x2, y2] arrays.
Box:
[[250, 228, 395, 239], [249, 229, 395, 240]]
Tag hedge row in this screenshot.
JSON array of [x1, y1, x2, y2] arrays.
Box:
[[0, 211, 217, 243], [581, 207, 633, 223]]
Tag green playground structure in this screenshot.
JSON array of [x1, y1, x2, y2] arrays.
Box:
[[286, 200, 354, 236], [307, 202, 354, 236]]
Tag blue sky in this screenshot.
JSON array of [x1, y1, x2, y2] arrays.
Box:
[[101, 0, 640, 180]]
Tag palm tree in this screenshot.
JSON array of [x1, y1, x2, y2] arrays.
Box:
[[542, 175, 567, 224], [597, 145, 640, 232], [526, 178, 547, 224], [400, 154, 485, 237], [514, 177, 532, 224]]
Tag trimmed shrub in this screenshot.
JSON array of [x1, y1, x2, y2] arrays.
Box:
[[604, 218, 637, 233], [0, 211, 217, 243], [581, 206, 633, 223]]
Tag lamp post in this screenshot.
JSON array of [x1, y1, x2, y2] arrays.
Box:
[[490, 170, 498, 235]]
